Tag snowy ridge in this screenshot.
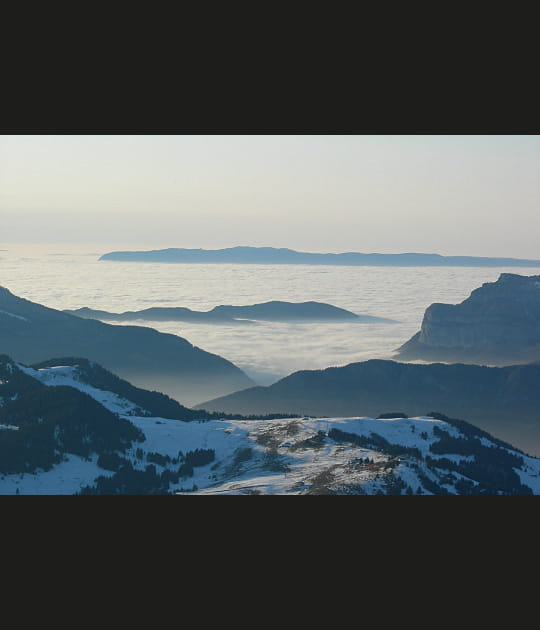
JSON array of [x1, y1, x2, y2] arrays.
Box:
[[158, 416, 540, 495], [17, 364, 145, 416], [2, 360, 540, 495], [5, 411, 540, 495]]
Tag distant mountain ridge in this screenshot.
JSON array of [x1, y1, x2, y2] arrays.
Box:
[[64, 300, 395, 324], [0, 286, 254, 406], [196, 358, 540, 456], [99, 246, 540, 267], [64, 306, 245, 324], [397, 273, 540, 364]]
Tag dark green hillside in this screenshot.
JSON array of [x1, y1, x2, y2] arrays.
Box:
[[0, 384, 143, 474]]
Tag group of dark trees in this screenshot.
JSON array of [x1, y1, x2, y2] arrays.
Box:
[[96, 452, 132, 471], [326, 413, 532, 495], [80, 463, 170, 495], [425, 425, 530, 494], [0, 378, 144, 474], [82, 447, 217, 494], [177, 448, 216, 478], [328, 427, 422, 460], [427, 411, 524, 453]]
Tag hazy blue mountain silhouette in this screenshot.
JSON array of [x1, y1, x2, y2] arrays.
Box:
[[209, 301, 395, 322], [63, 306, 246, 324], [100, 246, 540, 267], [0, 286, 253, 406], [196, 359, 540, 456], [64, 300, 395, 324]]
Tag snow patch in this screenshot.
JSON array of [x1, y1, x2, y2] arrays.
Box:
[[0, 453, 115, 495]]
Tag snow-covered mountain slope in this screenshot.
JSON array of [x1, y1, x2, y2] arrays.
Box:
[[16, 358, 203, 420], [2, 355, 540, 495], [17, 364, 144, 416], [161, 415, 540, 495]]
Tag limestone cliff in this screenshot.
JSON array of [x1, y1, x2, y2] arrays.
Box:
[[396, 273, 540, 364]]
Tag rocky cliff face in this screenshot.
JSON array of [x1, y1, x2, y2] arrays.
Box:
[[397, 273, 540, 364]]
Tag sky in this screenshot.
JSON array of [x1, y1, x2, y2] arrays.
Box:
[[1, 134, 539, 257]]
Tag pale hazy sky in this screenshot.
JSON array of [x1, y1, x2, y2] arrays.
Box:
[[1, 134, 539, 257]]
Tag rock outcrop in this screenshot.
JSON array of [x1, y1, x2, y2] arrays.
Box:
[[396, 273, 540, 365]]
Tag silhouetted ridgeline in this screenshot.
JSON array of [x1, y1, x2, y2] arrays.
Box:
[[64, 300, 395, 324], [63, 306, 243, 324], [1, 354, 296, 423], [196, 359, 540, 456], [0, 286, 253, 406], [99, 246, 540, 267]]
